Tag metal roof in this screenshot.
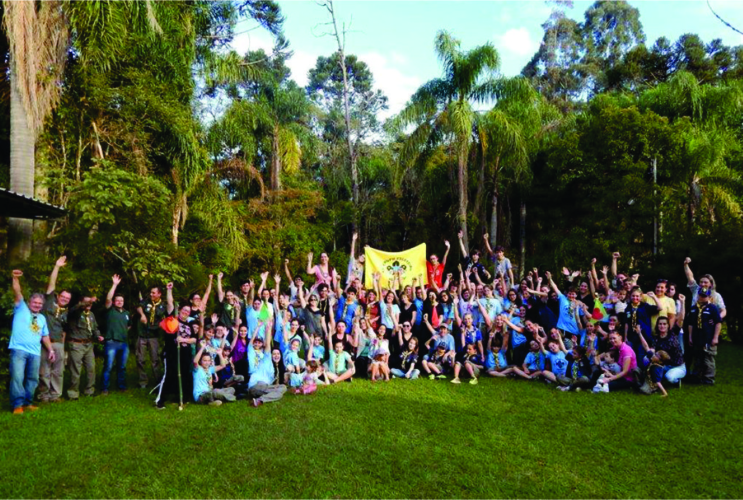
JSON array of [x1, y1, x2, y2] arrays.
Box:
[[0, 188, 67, 220]]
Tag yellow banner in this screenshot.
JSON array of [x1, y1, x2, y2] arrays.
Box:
[[364, 244, 428, 290]]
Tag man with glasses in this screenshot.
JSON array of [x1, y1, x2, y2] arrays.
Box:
[[38, 255, 71, 403], [646, 279, 676, 330], [10, 270, 56, 414]]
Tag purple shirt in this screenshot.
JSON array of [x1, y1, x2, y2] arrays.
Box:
[[231, 338, 248, 363]]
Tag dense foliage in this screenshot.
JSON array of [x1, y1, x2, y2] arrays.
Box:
[[0, 0, 741, 338]]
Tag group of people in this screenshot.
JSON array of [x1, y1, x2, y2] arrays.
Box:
[[7, 231, 724, 413]]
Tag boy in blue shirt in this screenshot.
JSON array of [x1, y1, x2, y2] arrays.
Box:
[[538, 334, 569, 385], [193, 343, 236, 406], [452, 343, 486, 385], [513, 340, 544, 380], [484, 337, 515, 378]]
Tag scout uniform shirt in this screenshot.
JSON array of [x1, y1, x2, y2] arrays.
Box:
[[68, 308, 101, 342], [139, 298, 167, 338], [42, 292, 68, 343], [106, 307, 130, 343]]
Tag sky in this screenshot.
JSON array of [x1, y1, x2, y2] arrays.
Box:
[[231, 0, 743, 118]]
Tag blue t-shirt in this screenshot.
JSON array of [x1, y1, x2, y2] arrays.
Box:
[[485, 350, 508, 370], [283, 349, 304, 368], [425, 334, 455, 360], [462, 327, 482, 347], [414, 298, 424, 326], [246, 307, 260, 336], [309, 344, 325, 361], [546, 351, 568, 377], [508, 317, 527, 347], [335, 297, 359, 333], [380, 303, 400, 330], [479, 298, 503, 324], [247, 344, 274, 388], [556, 293, 584, 335], [524, 351, 541, 371], [10, 300, 49, 356], [193, 365, 215, 400]]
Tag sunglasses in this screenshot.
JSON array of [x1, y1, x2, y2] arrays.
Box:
[[402, 324, 411, 328]]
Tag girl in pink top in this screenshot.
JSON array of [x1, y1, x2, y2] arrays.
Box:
[[306, 252, 338, 287]]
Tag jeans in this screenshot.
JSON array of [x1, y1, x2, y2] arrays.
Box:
[[103, 341, 129, 391], [664, 363, 686, 384], [9, 349, 41, 410], [391, 368, 420, 379]]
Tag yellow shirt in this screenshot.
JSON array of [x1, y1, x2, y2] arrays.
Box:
[[645, 295, 675, 330]]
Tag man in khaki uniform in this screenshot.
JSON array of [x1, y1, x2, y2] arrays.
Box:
[[67, 297, 103, 399], [136, 286, 167, 388], [39, 256, 71, 402]]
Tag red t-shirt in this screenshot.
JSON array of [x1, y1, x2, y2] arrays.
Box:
[[427, 262, 444, 288]]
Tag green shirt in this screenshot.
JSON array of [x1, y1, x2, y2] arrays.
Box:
[[42, 292, 68, 343], [68, 309, 100, 341], [106, 307, 130, 343]]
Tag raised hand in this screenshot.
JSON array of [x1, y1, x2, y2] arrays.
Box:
[[284, 259, 289, 265], [678, 294, 686, 302], [307, 252, 314, 261], [457, 230, 463, 239], [112, 274, 122, 286], [613, 252, 621, 259], [260, 271, 269, 281], [352, 232, 358, 241], [274, 274, 281, 283], [483, 233, 489, 241], [444, 240, 450, 248], [562, 267, 570, 276], [591, 258, 597, 265], [55, 255, 67, 268], [12, 270, 23, 278], [166, 282, 173, 290], [601, 265, 609, 274], [211, 313, 218, 324], [217, 272, 224, 280], [684, 257, 691, 265], [545, 271, 552, 281], [208, 274, 214, 280]]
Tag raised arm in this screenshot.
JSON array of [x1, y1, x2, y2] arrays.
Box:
[[676, 294, 686, 325], [284, 259, 294, 284], [11, 270, 24, 303], [442, 240, 451, 267], [546, 271, 560, 295], [201, 274, 214, 312], [483, 233, 494, 257], [298, 282, 307, 308], [611, 252, 620, 279], [683, 257, 694, 285], [105, 274, 121, 309], [458, 230, 468, 258], [274, 274, 281, 301], [306, 252, 315, 275], [216, 272, 225, 303], [166, 282, 175, 315], [194, 342, 206, 369], [422, 313, 436, 335], [257, 271, 268, 296], [46, 255, 67, 294]]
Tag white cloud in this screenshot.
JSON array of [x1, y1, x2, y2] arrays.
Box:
[[286, 49, 316, 87], [496, 27, 539, 57], [359, 51, 421, 119], [231, 31, 275, 56]]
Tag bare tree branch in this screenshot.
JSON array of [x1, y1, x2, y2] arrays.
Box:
[[708, 0, 743, 36]]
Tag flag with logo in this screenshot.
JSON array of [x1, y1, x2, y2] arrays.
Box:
[[589, 297, 609, 324], [364, 244, 428, 290]]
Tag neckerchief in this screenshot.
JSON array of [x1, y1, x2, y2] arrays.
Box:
[[630, 307, 638, 333], [334, 351, 343, 373], [571, 359, 580, 379], [149, 299, 162, 325], [83, 311, 92, 334], [272, 361, 280, 385], [55, 303, 67, 319], [697, 304, 707, 330], [30, 314, 40, 334]]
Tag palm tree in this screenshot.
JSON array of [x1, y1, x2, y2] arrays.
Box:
[[395, 31, 500, 250], [2, 0, 161, 261]]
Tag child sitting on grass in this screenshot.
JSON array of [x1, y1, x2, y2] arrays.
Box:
[[215, 345, 244, 388], [324, 341, 355, 383], [484, 337, 514, 378], [193, 344, 236, 406], [639, 350, 670, 397], [370, 327, 391, 382], [423, 344, 452, 380], [452, 343, 486, 384], [284, 338, 306, 378], [539, 335, 569, 385], [513, 340, 544, 380], [306, 333, 325, 362], [294, 360, 325, 395], [391, 338, 420, 380], [592, 350, 622, 393], [557, 346, 593, 391]]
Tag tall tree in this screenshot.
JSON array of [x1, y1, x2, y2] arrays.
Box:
[[395, 30, 500, 250]]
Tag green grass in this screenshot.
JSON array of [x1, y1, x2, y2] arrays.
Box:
[[2, 345, 743, 499]]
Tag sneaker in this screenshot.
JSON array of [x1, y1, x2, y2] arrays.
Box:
[[428, 374, 435, 380], [469, 378, 478, 385], [101, 391, 109, 396], [451, 378, 461, 384], [24, 405, 40, 411], [601, 384, 610, 393], [208, 400, 223, 407], [252, 398, 263, 408], [592, 383, 602, 393], [436, 374, 447, 380], [156, 402, 166, 410], [391, 375, 398, 379], [557, 386, 569, 392], [575, 387, 582, 392], [12, 407, 23, 415]]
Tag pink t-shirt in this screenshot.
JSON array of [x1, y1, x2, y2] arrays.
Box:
[[618, 342, 637, 381]]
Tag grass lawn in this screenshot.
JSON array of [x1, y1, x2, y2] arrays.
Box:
[[2, 344, 743, 499]]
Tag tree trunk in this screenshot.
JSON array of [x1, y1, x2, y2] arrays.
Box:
[[519, 199, 526, 280], [270, 126, 281, 191], [8, 73, 35, 263], [473, 144, 486, 233], [457, 143, 469, 251], [172, 203, 181, 246], [489, 159, 500, 250]]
